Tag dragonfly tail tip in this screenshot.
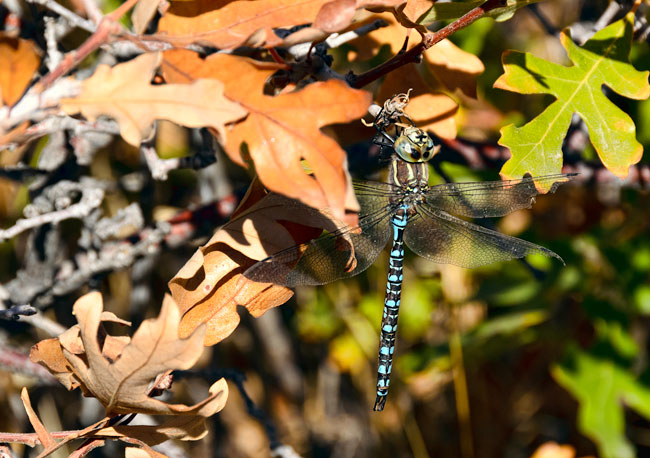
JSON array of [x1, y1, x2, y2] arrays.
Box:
[[373, 395, 387, 411]]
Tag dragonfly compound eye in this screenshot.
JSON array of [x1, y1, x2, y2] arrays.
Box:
[[394, 127, 438, 163]]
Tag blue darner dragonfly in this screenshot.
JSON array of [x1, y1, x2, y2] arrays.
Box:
[[245, 98, 573, 411]]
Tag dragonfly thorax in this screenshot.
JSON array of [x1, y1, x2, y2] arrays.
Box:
[[389, 154, 429, 189]]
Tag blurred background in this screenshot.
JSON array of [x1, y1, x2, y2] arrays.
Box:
[[1, 0, 650, 457]]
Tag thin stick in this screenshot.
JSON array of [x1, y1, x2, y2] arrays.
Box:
[[449, 305, 474, 458], [36, 0, 139, 90], [349, 0, 507, 88]]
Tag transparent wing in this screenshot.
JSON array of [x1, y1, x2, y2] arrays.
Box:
[[424, 173, 575, 218], [243, 181, 397, 286], [404, 204, 563, 268]]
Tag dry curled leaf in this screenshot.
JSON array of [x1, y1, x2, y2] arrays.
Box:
[[312, 0, 405, 33], [61, 52, 247, 146], [20, 388, 56, 449], [156, 0, 331, 49], [169, 179, 352, 345], [162, 50, 370, 222], [30, 337, 79, 390], [0, 34, 41, 106], [155, 0, 404, 49], [31, 292, 228, 416]]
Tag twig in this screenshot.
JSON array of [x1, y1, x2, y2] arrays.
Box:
[[141, 140, 217, 181], [35, 0, 138, 91], [141, 143, 180, 181], [0, 165, 49, 181], [17, 311, 68, 337], [594, 0, 624, 31], [348, 0, 507, 88], [79, 0, 103, 24], [43, 17, 66, 71], [252, 308, 303, 398], [37, 18, 118, 90], [93, 203, 144, 241], [176, 368, 292, 454], [1, 115, 120, 152], [0, 180, 105, 243], [26, 0, 96, 33], [528, 4, 559, 37], [0, 344, 58, 382], [0, 304, 37, 320], [0, 191, 238, 309], [0, 78, 81, 133], [286, 19, 388, 60]]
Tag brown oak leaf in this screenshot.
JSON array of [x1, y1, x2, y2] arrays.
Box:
[[155, 0, 405, 49], [61, 52, 247, 146], [169, 178, 352, 346], [31, 292, 227, 416], [162, 50, 370, 222], [156, 0, 331, 49]]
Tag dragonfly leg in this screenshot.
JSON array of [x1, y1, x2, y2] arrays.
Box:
[[374, 211, 406, 411]]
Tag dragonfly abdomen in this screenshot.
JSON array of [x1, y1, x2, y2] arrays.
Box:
[[374, 207, 408, 411]]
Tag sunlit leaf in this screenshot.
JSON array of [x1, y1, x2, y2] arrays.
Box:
[[162, 50, 370, 222], [61, 52, 247, 146], [495, 13, 650, 184]]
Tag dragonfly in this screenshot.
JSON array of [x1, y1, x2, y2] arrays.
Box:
[[244, 111, 574, 411]]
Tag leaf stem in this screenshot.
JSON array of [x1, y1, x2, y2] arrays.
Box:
[[349, 0, 507, 88]]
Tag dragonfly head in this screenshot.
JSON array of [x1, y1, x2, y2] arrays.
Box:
[[393, 127, 440, 163]]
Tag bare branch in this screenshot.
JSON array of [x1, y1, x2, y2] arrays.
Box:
[[0, 344, 58, 382], [0, 304, 37, 320], [141, 138, 217, 181], [141, 142, 180, 181], [349, 0, 512, 88], [26, 0, 97, 33], [0, 179, 105, 243]]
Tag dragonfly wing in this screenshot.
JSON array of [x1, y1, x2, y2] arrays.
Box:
[[244, 181, 395, 286], [424, 173, 574, 218], [404, 204, 563, 268]]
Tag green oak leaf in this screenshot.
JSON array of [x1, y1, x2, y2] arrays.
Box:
[[417, 0, 541, 24], [552, 346, 650, 458], [495, 13, 650, 185]]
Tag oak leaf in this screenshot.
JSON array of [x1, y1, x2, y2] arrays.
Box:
[[0, 34, 41, 106], [169, 179, 351, 346], [495, 13, 650, 183], [21, 388, 56, 449], [61, 52, 247, 146], [155, 0, 404, 50], [162, 50, 371, 222], [31, 291, 228, 416], [156, 0, 331, 49]]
